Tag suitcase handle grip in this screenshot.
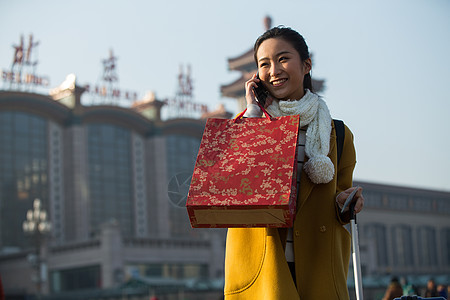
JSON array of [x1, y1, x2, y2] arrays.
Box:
[[350, 201, 356, 222]]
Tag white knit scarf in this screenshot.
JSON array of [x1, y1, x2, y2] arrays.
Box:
[[266, 89, 334, 184]]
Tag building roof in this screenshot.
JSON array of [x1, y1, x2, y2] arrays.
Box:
[[82, 104, 155, 136], [0, 91, 72, 125], [0, 89, 207, 138], [220, 74, 250, 99], [200, 104, 233, 119], [227, 48, 255, 72]]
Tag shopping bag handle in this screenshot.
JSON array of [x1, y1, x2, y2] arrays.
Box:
[[234, 102, 273, 121]]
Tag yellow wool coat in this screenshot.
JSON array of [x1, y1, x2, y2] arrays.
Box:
[[224, 122, 356, 300]]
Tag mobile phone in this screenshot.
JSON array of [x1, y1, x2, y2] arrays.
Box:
[[253, 73, 268, 107]]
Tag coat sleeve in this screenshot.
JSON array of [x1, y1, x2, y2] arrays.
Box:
[[334, 124, 357, 224]]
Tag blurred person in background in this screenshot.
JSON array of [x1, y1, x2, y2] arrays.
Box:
[[437, 284, 447, 299], [424, 278, 439, 297], [382, 276, 403, 300], [400, 276, 419, 296], [0, 274, 4, 300]]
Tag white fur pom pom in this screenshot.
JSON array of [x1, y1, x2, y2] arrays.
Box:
[[303, 155, 335, 184]]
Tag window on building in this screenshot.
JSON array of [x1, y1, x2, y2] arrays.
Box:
[[165, 135, 201, 238], [389, 194, 409, 210], [412, 197, 432, 212], [51, 265, 101, 292], [417, 226, 438, 267], [166, 134, 200, 180], [0, 111, 48, 249], [436, 198, 450, 214], [391, 225, 414, 267], [87, 124, 133, 237], [363, 191, 383, 208], [364, 223, 389, 266], [126, 263, 208, 280], [441, 228, 450, 267]]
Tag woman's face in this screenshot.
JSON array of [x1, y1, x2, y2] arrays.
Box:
[[256, 37, 311, 101]]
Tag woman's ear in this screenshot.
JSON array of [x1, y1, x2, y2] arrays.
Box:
[[303, 58, 312, 74]]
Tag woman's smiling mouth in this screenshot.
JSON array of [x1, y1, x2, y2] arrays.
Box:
[[271, 78, 287, 86]]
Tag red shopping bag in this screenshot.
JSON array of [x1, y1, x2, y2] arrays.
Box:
[[186, 108, 300, 228]]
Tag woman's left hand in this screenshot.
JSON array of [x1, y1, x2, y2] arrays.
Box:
[[336, 186, 364, 214]]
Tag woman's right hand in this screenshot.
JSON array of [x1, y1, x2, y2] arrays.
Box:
[[245, 73, 259, 106], [245, 74, 275, 109]]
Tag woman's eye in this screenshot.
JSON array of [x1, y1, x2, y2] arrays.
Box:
[[259, 62, 268, 68], [279, 56, 288, 62]]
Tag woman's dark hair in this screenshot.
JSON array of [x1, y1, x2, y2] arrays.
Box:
[[253, 26, 313, 92]]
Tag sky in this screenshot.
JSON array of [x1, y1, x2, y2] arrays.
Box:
[[1, 0, 449, 192]]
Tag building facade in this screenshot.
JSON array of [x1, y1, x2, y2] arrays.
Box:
[[0, 78, 228, 297], [355, 181, 450, 278]]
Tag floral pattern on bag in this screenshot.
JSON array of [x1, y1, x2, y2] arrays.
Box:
[[187, 114, 300, 228]]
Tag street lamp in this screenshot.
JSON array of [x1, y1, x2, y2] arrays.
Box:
[[22, 198, 51, 296]]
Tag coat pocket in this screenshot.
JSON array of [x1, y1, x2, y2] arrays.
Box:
[[224, 228, 266, 295]]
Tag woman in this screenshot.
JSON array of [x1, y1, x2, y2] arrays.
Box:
[[224, 26, 364, 299]]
